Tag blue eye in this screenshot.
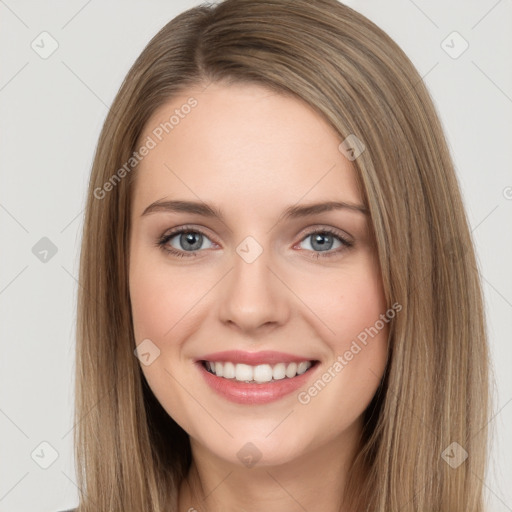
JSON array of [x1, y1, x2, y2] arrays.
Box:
[[156, 226, 353, 259], [296, 228, 353, 259], [299, 230, 347, 253], [157, 228, 215, 257]]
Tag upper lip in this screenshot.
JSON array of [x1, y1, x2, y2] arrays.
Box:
[[198, 350, 317, 366]]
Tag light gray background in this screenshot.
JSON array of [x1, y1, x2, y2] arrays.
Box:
[[0, 1, 511, 511]]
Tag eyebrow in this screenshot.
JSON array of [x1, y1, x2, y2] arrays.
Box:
[[141, 199, 369, 221]]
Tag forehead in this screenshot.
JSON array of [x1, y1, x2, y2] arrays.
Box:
[[132, 82, 363, 216]]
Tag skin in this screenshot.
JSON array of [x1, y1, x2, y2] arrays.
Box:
[[129, 81, 390, 512]]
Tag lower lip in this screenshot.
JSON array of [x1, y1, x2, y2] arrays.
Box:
[[196, 361, 319, 404]]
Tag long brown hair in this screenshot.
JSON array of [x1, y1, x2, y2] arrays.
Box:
[[75, 0, 493, 510]]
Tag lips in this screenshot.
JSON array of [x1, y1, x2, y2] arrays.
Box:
[[195, 350, 320, 404]]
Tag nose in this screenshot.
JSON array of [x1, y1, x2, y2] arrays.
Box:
[[217, 243, 290, 335]]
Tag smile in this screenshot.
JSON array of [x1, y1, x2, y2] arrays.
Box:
[[195, 350, 320, 404], [203, 360, 314, 383]]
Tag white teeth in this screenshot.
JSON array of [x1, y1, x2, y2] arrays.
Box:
[[272, 363, 286, 380], [285, 362, 297, 378], [254, 364, 273, 383], [235, 363, 253, 381], [297, 361, 309, 375], [205, 360, 313, 382], [223, 362, 235, 379]]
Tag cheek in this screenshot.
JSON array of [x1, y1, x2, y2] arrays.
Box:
[[293, 288, 389, 445], [129, 257, 206, 343], [297, 255, 387, 348], [307, 265, 389, 407], [303, 255, 389, 392], [336, 270, 388, 366], [334, 277, 387, 347], [129, 259, 204, 434]]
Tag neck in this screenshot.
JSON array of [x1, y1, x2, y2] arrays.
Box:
[[178, 417, 364, 512]]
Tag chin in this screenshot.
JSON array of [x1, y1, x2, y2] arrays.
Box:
[[195, 427, 312, 469]]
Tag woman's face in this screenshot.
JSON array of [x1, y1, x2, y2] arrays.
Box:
[[129, 81, 390, 468]]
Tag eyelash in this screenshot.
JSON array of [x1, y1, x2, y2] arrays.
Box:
[[155, 225, 354, 260]]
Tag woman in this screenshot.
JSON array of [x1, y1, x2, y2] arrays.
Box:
[[70, 0, 492, 510]]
